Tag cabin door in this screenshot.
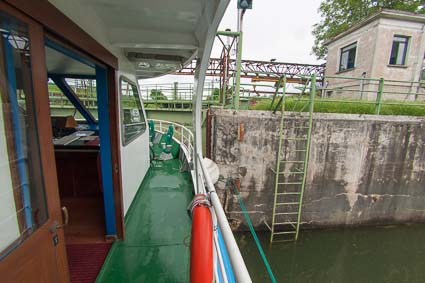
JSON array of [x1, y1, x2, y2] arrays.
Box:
[[0, 4, 69, 283]]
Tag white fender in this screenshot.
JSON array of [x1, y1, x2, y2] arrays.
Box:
[[203, 158, 220, 184]]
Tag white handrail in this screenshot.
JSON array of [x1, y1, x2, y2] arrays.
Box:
[[197, 154, 252, 283], [148, 118, 250, 282], [148, 118, 194, 167]]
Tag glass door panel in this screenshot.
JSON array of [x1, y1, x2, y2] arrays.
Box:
[[0, 9, 48, 259]]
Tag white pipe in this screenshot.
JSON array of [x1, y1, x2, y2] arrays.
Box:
[[198, 155, 252, 282], [191, 1, 250, 281], [192, 0, 229, 208]]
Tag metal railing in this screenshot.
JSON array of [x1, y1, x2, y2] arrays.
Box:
[[140, 82, 218, 101], [148, 119, 194, 166], [260, 74, 425, 116], [48, 94, 98, 109], [148, 118, 250, 282], [139, 81, 285, 110], [318, 75, 425, 115], [140, 75, 425, 115]]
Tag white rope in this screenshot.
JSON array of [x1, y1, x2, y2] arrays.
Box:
[[187, 194, 211, 216]]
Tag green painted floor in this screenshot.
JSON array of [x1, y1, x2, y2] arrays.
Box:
[[96, 159, 193, 283]]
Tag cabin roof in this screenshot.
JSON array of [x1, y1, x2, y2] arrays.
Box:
[[48, 0, 228, 79]]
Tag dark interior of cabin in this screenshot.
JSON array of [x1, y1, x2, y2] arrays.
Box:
[[44, 44, 111, 281]]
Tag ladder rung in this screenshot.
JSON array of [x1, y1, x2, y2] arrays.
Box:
[[277, 182, 302, 185], [294, 149, 307, 152], [274, 231, 296, 235], [281, 160, 305, 163], [272, 168, 305, 174], [275, 212, 299, 215], [276, 192, 301, 195], [276, 202, 300, 205], [284, 138, 307, 140], [283, 118, 307, 121], [271, 239, 296, 243], [274, 222, 298, 225]]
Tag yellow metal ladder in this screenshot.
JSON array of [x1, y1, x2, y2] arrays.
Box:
[[270, 75, 316, 243]]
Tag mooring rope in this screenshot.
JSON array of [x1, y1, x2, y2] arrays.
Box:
[[187, 194, 211, 215], [228, 180, 277, 283]]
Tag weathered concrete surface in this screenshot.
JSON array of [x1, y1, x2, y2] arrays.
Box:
[[211, 109, 425, 230]]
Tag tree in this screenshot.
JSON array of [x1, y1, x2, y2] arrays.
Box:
[[212, 88, 220, 100], [150, 89, 167, 100], [312, 0, 425, 60]]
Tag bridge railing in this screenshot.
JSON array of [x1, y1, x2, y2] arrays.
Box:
[[138, 75, 424, 115], [140, 82, 218, 101]]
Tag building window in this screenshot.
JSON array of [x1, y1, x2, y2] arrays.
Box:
[[339, 42, 357, 72], [389, 35, 409, 65], [120, 77, 147, 145]]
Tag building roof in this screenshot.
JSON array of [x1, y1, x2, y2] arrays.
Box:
[[324, 9, 425, 46]]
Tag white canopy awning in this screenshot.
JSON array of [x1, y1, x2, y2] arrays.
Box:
[[49, 0, 227, 79]]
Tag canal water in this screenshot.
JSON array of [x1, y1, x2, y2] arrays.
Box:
[[236, 224, 425, 283]]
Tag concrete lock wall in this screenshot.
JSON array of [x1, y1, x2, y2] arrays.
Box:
[[210, 109, 425, 230]]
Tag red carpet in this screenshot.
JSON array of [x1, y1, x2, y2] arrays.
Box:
[[66, 243, 111, 283]]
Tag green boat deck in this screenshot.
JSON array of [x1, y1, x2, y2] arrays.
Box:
[[96, 159, 193, 282]]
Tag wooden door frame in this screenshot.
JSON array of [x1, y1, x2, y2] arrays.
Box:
[[4, 0, 118, 69], [43, 34, 125, 240], [6, 0, 125, 239], [0, 2, 69, 281], [107, 68, 125, 239]]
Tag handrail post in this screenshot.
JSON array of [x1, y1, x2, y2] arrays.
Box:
[[173, 82, 178, 100], [234, 31, 243, 110], [415, 80, 425, 101], [375, 78, 384, 115], [310, 75, 316, 111]]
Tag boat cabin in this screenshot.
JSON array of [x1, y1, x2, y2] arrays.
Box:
[[0, 1, 251, 282]]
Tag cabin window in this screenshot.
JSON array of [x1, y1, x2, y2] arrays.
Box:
[[120, 77, 146, 145], [389, 35, 409, 65], [339, 42, 357, 72], [0, 11, 48, 257], [48, 78, 99, 122]]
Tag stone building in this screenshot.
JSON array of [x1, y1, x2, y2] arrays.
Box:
[[323, 10, 425, 100]]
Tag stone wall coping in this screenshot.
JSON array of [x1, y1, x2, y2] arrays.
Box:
[[212, 109, 425, 123]]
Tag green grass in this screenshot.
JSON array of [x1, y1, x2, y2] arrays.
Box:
[[249, 97, 425, 117], [48, 83, 61, 93], [48, 83, 97, 97]]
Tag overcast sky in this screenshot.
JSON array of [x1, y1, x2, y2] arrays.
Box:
[[141, 0, 324, 84]]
